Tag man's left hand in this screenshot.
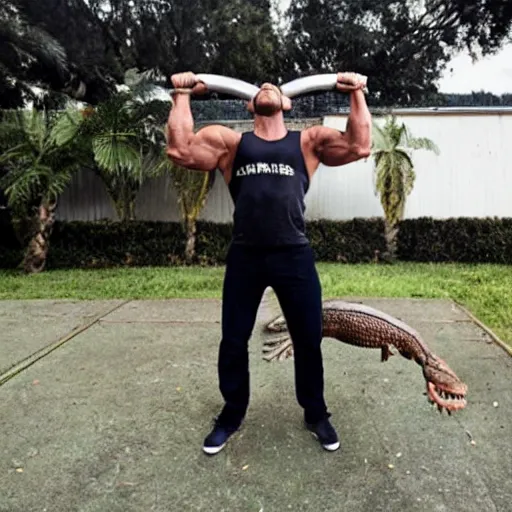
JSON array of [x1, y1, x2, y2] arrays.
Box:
[[336, 72, 367, 93]]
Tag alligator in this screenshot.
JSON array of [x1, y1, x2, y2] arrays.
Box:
[[263, 300, 468, 413]]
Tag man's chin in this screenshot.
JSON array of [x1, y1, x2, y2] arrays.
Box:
[[254, 104, 281, 116]]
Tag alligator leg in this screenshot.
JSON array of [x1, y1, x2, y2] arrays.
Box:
[[262, 335, 294, 361]]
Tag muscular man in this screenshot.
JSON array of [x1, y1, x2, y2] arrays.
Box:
[[166, 72, 371, 455]]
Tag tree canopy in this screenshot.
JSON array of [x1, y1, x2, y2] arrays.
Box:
[[282, 0, 512, 105], [1, 0, 511, 108]]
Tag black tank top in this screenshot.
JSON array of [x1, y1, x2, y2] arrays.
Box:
[[228, 130, 310, 246]]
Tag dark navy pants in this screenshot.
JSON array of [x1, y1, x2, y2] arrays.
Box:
[[217, 242, 329, 427]]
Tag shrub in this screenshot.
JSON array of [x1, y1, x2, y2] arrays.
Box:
[[2, 216, 512, 269], [398, 217, 512, 263]]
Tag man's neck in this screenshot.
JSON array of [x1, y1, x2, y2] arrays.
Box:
[[253, 113, 288, 141]]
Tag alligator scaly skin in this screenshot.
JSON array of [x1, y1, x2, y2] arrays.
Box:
[[264, 300, 468, 412]]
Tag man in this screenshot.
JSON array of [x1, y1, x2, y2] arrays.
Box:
[[166, 71, 372, 455]]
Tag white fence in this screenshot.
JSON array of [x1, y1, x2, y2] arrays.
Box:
[[55, 108, 512, 223]]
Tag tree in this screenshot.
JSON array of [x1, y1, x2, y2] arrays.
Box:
[[371, 115, 440, 261], [3, 0, 282, 108], [15, 0, 125, 104], [0, 0, 71, 109], [168, 164, 216, 264], [0, 108, 84, 272], [55, 70, 172, 222], [282, 0, 512, 106]]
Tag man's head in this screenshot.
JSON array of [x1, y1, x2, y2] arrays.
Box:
[[247, 83, 292, 117]]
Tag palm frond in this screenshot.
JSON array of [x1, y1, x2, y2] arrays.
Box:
[[92, 133, 140, 173], [137, 147, 173, 183], [123, 68, 160, 104], [400, 159, 416, 198], [25, 109, 49, 153], [45, 167, 74, 203], [406, 136, 440, 155], [50, 109, 84, 147], [370, 115, 440, 257], [1, 162, 46, 206], [0, 142, 30, 164], [370, 119, 393, 153], [374, 152, 389, 196]]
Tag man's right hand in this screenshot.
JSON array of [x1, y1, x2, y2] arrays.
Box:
[[171, 72, 208, 95]]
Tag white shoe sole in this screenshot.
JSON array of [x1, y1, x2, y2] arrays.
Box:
[[310, 432, 340, 452], [322, 441, 340, 451], [203, 443, 226, 455]]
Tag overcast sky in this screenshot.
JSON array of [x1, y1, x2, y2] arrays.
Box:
[[437, 44, 512, 94]]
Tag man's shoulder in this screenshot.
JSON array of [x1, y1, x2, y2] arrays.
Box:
[[198, 124, 242, 149], [300, 125, 322, 147]]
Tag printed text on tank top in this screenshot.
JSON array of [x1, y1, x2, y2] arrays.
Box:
[[227, 130, 311, 247]]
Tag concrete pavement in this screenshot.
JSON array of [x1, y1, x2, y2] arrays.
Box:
[[0, 293, 510, 512]]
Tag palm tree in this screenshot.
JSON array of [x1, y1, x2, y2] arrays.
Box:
[[169, 163, 216, 264], [55, 70, 170, 221], [0, 108, 84, 272], [371, 115, 440, 261]]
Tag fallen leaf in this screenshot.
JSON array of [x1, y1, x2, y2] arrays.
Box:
[[33, 380, 39, 385]]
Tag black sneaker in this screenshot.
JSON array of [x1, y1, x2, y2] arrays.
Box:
[[203, 418, 240, 455], [305, 417, 340, 452]]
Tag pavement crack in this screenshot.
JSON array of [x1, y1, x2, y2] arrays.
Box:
[[98, 319, 220, 324], [0, 300, 131, 387]]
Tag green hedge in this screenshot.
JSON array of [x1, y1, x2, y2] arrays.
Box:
[[1, 216, 512, 269], [398, 217, 512, 264], [0, 218, 386, 269]]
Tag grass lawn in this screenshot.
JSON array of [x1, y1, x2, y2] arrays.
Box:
[[1, 262, 511, 346]]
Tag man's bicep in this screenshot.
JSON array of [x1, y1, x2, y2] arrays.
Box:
[[309, 126, 354, 167], [192, 125, 237, 170], [171, 125, 231, 171]]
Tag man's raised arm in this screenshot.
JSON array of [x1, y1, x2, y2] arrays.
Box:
[[166, 72, 238, 172], [308, 73, 372, 167]]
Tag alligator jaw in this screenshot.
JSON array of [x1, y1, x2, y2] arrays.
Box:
[[427, 382, 467, 413]]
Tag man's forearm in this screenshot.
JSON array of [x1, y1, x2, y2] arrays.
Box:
[[346, 90, 372, 157], [166, 94, 195, 160]]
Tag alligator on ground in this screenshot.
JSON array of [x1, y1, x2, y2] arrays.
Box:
[[263, 300, 468, 414]]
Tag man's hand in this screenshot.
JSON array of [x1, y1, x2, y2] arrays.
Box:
[[170, 72, 208, 95], [336, 72, 367, 93]]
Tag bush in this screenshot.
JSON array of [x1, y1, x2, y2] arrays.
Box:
[[398, 217, 512, 264], [1, 216, 512, 269], [48, 220, 187, 268], [307, 218, 385, 263], [0, 210, 23, 269]]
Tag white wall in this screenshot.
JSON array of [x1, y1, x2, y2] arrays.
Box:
[[311, 112, 512, 220], [56, 111, 512, 222]]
